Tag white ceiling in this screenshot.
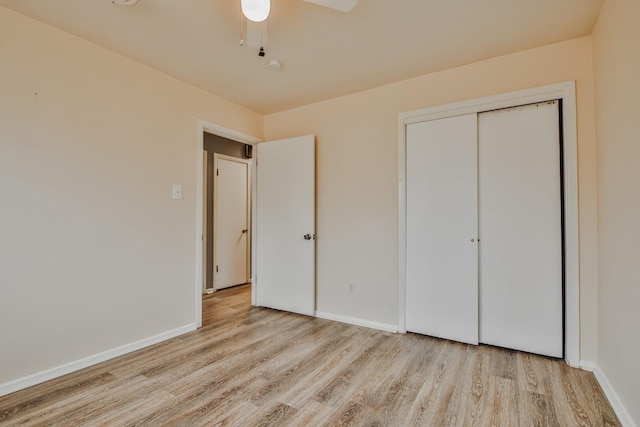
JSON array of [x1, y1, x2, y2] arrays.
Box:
[[0, 0, 603, 114]]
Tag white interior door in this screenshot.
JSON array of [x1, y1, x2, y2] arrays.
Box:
[[478, 101, 563, 358], [406, 114, 479, 345], [256, 135, 315, 316], [214, 155, 250, 290]]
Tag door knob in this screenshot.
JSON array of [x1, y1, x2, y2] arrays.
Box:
[[303, 234, 312, 240], [242, 229, 248, 234]]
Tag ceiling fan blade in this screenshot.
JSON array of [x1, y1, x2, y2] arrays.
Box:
[[303, 0, 358, 12], [112, 0, 139, 5]]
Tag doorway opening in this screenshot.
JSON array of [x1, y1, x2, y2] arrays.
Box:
[[202, 283, 252, 327], [204, 135, 252, 294], [195, 120, 261, 328]]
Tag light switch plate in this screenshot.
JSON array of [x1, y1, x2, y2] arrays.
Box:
[[172, 185, 183, 200]]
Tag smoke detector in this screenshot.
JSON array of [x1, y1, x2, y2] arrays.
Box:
[[268, 59, 282, 71]]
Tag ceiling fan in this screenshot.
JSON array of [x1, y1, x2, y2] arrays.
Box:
[[112, 0, 358, 15], [303, 0, 358, 12], [304, 0, 358, 12], [112, 0, 358, 59], [239, 0, 358, 58], [241, 0, 358, 21]]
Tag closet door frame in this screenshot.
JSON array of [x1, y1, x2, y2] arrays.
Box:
[[397, 81, 580, 366]]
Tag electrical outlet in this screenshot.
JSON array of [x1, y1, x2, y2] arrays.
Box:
[[348, 283, 355, 294]]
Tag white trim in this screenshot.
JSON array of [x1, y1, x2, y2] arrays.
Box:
[[0, 324, 196, 398], [196, 119, 261, 327], [594, 365, 638, 427], [397, 113, 407, 334], [202, 149, 208, 294], [250, 150, 258, 307], [199, 121, 263, 146], [315, 311, 398, 333], [579, 360, 597, 371], [212, 153, 252, 291], [397, 81, 581, 366]]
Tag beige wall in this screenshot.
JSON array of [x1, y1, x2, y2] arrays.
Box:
[[0, 6, 262, 385], [593, 0, 640, 423], [1, 1, 614, 399], [264, 37, 599, 362]]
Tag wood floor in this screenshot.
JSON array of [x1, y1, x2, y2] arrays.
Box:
[[1, 284, 619, 426]]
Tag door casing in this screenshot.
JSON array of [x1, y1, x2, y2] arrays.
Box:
[[202, 150, 209, 294]]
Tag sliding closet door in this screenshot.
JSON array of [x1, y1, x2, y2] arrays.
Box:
[[406, 114, 479, 345], [478, 102, 563, 358]]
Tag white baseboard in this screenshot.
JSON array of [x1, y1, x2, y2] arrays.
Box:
[[0, 323, 196, 398], [579, 360, 597, 371], [593, 364, 637, 427], [315, 311, 398, 333]]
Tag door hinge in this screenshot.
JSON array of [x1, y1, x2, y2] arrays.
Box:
[[216, 265, 219, 273], [216, 169, 219, 176]]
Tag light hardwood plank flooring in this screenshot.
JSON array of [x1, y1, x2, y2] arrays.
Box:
[[1, 284, 620, 426]]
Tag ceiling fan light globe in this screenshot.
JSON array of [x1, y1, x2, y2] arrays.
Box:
[[241, 0, 271, 22]]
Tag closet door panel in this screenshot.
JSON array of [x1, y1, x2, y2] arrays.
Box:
[[406, 114, 478, 345], [478, 102, 563, 358]]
